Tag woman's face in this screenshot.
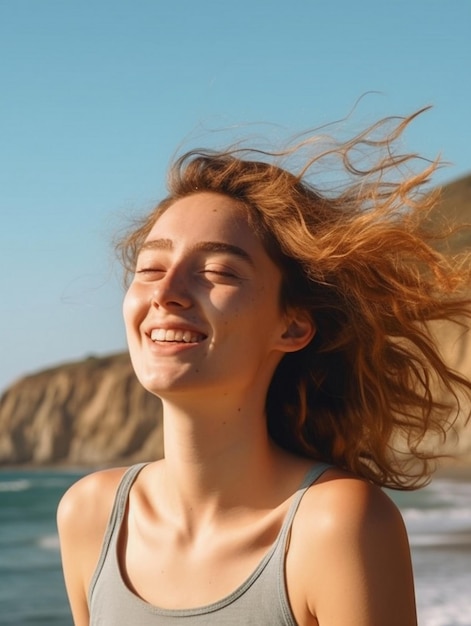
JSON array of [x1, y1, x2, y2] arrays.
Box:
[[123, 192, 310, 400]]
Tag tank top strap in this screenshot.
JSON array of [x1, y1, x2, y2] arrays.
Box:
[[88, 463, 148, 604], [277, 462, 332, 546], [112, 463, 148, 524]]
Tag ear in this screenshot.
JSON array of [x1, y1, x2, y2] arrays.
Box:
[[278, 309, 316, 353]]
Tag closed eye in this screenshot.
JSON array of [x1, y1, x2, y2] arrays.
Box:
[[203, 269, 237, 278], [136, 267, 165, 277], [200, 263, 246, 281]]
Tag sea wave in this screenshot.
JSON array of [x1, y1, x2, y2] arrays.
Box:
[[417, 576, 471, 626], [37, 533, 60, 551], [0, 474, 81, 493], [403, 505, 471, 525], [409, 530, 471, 548], [403, 506, 471, 547], [429, 479, 471, 508], [0, 479, 32, 492]]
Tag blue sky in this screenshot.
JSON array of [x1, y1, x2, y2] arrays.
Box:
[[1, 0, 470, 392]]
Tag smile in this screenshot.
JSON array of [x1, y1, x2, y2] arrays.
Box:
[[150, 328, 206, 343]]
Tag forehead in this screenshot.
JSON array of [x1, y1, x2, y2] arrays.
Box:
[[145, 192, 256, 245]]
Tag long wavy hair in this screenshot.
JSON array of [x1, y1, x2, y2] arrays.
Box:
[[117, 110, 471, 488]]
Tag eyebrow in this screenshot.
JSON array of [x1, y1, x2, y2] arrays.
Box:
[[138, 238, 254, 266]]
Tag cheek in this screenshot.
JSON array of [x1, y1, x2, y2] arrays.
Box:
[[122, 289, 133, 325], [225, 286, 282, 334], [122, 285, 146, 331], [253, 282, 283, 316]]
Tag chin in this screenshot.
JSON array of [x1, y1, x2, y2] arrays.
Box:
[[136, 368, 196, 398]]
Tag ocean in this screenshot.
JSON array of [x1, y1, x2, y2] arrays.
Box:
[[0, 469, 470, 626]]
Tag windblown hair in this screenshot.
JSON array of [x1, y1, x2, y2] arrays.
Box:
[[118, 110, 471, 489]]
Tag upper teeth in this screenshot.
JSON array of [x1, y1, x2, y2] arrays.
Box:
[[150, 329, 203, 343]]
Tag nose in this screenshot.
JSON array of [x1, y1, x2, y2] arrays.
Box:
[[150, 270, 193, 310]]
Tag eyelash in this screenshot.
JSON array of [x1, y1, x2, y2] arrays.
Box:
[[203, 269, 237, 278], [136, 268, 163, 274], [135, 268, 238, 281]]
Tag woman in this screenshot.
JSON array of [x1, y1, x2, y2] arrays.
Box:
[[58, 110, 471, 625]]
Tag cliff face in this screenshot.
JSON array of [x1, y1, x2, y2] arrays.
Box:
[[0, 354, 163, 466]]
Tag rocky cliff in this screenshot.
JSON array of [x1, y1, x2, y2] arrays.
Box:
[[1, 174, 471, 467], [0, 354, 163, 466]]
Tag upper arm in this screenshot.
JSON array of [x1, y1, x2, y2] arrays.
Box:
[[57, 468, 126, 626], [288, 477, 417, 626]]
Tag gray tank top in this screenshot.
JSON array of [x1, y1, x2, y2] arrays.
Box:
[[89, 462, 331, 625]]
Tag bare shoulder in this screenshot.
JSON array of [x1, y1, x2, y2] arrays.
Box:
[[287, 468, 417, 626], [302, 468, 405, 532], [294, 468, 410, 565], [57, 467, 129, 626], [57, 467, 128, 543]]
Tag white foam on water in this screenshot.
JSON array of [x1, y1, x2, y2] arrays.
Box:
[[417, 579, 471, 626], [430, 479, 471, 508], [404, 507, 471, 546], [397, 478, 471, 548], [405, 478, 471, 625], [37, 533, 60, 551], [0, 479, 32, 492], [419, 605, 471, 626]]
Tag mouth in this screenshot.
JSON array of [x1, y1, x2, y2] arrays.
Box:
[[150, 328, 207, 344]]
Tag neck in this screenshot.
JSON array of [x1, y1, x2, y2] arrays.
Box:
[[157, 390, 287, 521]]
